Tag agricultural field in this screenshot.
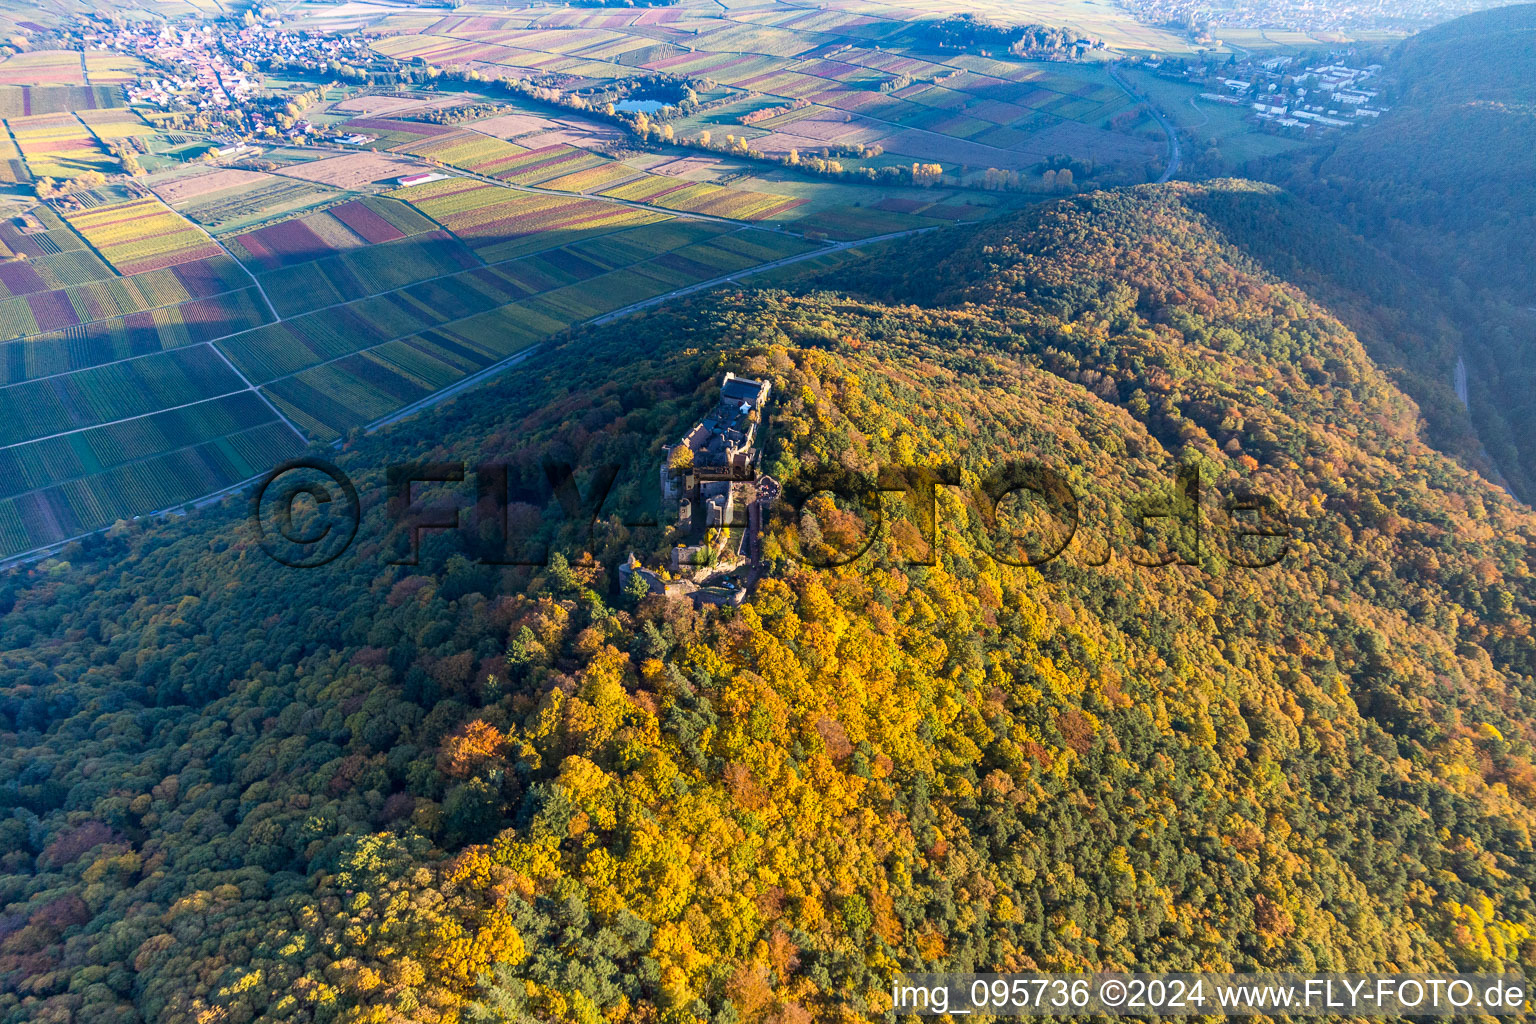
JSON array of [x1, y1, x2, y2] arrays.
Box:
[[5, 112, 115, 180], [0, 405, 304, 558], [0, 285, 273, 382], [449, 107, 627, 160], [0, 204, 88, 258], [632, 179, 806, 221], [257, 230, 479, 318], [538, 162, 638, 194], [0, 49, 86, 87], [336, 116, 460, 151], [0, 142, 842, 558], [387, 176, 672, 262], [401, 130, 533, 178], [169, 174, 342, 232], [0, 245, 112, 295], [275, 151, 423, 188], [0, 343, 245, 447], [219, 195, 463, 316], [76, 107, 156, 142], [331, 0, 1168, 177], [149, 167, 274, 206], [227, 207, 373, 271], [64, 197, 224, 274], [212, 209, 817, 442], [81, 52, 148, 84], [461, 142, 613, 186], [0, 84, 124, 117], [0, 254, 253, 340], [0, 129, 26, 183]]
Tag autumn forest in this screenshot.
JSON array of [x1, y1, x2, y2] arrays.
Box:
[[4, 5, 1536, 1023]]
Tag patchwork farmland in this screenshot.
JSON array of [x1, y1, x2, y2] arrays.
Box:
[[66, 197, 224, 273], [6, 112, 115, 180], [0, 163, 840, 561], [0, 0, 1155, 562], [342, 0, 1165, 175]]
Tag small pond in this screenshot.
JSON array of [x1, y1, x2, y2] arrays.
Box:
[[615, 98, 669, 114]]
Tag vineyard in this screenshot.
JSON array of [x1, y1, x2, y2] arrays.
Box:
[[0, 344, 245, 447], [176, 176, 340, 230], [218, 251, 575, 385], [594, 172, 807, 220], [355, 0, 1158, 176], [76, 108, 155, 142], [328, 196, 432, 243], [598, 173, 696, 203], [213, 214, 813, 443], [0, 130, 25, 184], [339, 116, 458, 150], [66, 198, 224, 274], [0, 85, 123, 118], [82, 52, 148, 84], [0, 390, 281, 499], [227, 195, 441, 275], [388, 177, 670, 262], [0, 76, 883, 559], [0, 417, 302, 557], [0, 247, 113, 297], [538, 162, 638, 194], [258, 232, 480, 318], [3, 291, 271, 391], [0, 50, 87, 87], [478, 143, 613, 186], [791, 202, 941, 239], [260, 302, 556, 439], [230, 210, 371, 271], [0, 254, 255, 345], [649, 181, 806, 220], [0, 206, 85, 258], [402, 131, 532, 177], [5, 112, 114, 180]]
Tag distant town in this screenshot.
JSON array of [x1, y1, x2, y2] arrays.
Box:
[[1123, 0, 1516, 37]]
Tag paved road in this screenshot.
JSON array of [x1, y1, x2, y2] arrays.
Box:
[[1108, 62, 1181, 184]]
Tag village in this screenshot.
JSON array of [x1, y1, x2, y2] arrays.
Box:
[[619, 373, 779, 607], [1143, 51, 1388, 134], [62, 11, 380, 143]]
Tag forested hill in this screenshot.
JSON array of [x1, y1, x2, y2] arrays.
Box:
[[3, 181, 1535, 1024], [1262, 3, 1536, 500], [1325, 0, 1536, 245]]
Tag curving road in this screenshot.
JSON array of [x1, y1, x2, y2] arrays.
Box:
[[1108, 62, 1181, 184]]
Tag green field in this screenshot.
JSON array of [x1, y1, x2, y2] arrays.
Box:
[[0, 287, 273, 385], [0, 345, 245, 447], [225, 219, 818, 442], [1121, 67, 1310, 164]]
